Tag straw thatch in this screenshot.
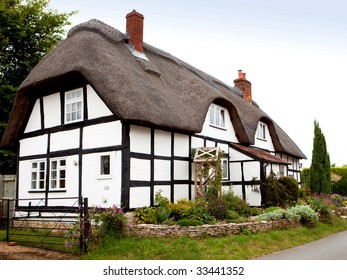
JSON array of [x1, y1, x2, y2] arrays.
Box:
[[1, 19, 306, 159]]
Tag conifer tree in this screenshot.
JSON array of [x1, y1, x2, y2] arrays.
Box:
[[309, 120, 331, 193]]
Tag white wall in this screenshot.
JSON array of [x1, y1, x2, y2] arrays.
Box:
[[50, 129, 80, 152], [82, 151, 122, 207], [86, 85, 113, 119], [83, 121, 122, 149], [253, 122, 275, 151], [24, 99, 41, 133], [43, 93, 60, 128], [197, 104, 239, 143], [130, 125, 151, 154], [19, 135, 48, 157]]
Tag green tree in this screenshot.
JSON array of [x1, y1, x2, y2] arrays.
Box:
[[0, 0, 76, 173], [309, 120, 331, 194]]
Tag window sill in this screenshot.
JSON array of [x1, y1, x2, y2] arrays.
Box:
[[28, 190, 67, 193], [98, 176, 113, 180], [256, 137, 267, 142], [209, 124, 227, 131]]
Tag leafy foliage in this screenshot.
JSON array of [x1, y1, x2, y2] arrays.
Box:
[[0, 0, 76, 173], [310, 120, 331, 194]]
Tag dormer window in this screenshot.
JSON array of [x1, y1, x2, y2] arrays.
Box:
[[209, 104, 225, 129], [65, 88, 83, 123], [256, 122, 267, 140]]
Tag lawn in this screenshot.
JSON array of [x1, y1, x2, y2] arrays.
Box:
[[81, 218, 347, 260]]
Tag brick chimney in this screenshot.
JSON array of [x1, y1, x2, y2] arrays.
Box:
[[126, 10, 144, 52], [234, 70, 252, 103]]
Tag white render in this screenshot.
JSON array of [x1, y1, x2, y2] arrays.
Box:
[[17, 89, 302, 209], [24, 99, 41, 133], [43, 93, 61, 128]]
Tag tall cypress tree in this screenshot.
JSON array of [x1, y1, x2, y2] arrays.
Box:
[[310, 120, 331, 193]]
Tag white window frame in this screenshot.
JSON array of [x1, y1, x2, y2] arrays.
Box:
[[256, 122, 267, 140], [30, 160, 46, 191], [209, 104, 226, 129], [98, 153, 113, 179], [50, 158, 66, 190], [221, 158, 229, 180], [65, 88, 83, 123]]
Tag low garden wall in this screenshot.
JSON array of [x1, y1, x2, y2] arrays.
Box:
[[128, 219, 299, 238]]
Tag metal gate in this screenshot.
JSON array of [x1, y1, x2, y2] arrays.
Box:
[[4, 196, 89, 253]]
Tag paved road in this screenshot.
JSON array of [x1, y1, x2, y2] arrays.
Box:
[[256, 230, 347, 260]]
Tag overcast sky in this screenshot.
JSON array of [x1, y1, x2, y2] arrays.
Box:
[[49, 0, 347, 167]]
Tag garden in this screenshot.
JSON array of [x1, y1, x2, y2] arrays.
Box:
[[63, 172, 347, 257]]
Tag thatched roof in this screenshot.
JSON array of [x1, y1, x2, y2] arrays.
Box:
[[1, 19, 306, 159]]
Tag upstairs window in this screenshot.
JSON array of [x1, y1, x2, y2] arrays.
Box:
[[256, 122, 267, 140], [65, 88, 83, 123], [209, 104, 226, 129]]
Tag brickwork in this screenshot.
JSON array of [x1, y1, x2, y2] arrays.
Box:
[[127, 219, 299, 238], [126, 10, 144, 52]]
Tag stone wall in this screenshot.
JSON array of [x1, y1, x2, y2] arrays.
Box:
[[128, 219, 299, 238]]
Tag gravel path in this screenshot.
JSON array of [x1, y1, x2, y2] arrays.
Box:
[[0, 242, 78, 260]]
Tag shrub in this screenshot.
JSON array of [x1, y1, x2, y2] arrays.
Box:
[[134, 207, 157, 224], [258, 209, 294, 221], [309, 193, 335, 224], [287, 205, 318, 227], [225, 210, 241, 223], [261, 173, 299, 207], [278, 177, 299, 206], [222, 191, 251, 217], [168, 199, 194, 221], [206, 196, 228, 221]]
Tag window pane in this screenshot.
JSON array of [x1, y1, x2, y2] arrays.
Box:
[[51, 179, 57, 189], [51, 161, 57, 170], [32, 162, 37, 169], [220, 110, 225, 127], [60, 160, 66, 166], [31, 172, 37, 189], [40, 162, 45, 170], [39, 180, 45, 189], [209, 106, 215, 125], [60, 170, 66, 179], [51, 170, 57, 180], [222, 159, 228, 179], [215, 108, 220, 126], [60, 179, 65, 189], [100, 155, 110, 175]]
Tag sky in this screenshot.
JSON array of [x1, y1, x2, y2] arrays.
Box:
[[49, 0, 347, 167]]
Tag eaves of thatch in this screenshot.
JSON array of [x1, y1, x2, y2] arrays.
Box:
[[0, 19, 306, 159]]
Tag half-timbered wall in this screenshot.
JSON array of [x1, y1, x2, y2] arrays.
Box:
[[17, 84, 123, 208]]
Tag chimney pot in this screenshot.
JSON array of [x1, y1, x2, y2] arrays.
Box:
[[126, 10, 144, 52], [234, 70, 252, 103]]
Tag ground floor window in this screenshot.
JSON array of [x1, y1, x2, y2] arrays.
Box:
[[221, 158, 229, 180], [31, 161, 46, 190]]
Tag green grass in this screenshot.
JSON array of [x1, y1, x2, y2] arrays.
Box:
[[82, 218, 347, 260]]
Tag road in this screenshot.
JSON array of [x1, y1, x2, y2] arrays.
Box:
[[256, 230, 347, 260]]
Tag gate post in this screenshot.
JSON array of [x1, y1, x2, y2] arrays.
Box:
[[81, 197, 89, 253], [6, 199, 10, 242]]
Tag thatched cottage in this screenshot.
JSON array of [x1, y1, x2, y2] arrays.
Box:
[[1, 10, 306, 209]]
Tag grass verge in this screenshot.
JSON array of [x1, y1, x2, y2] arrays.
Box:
[[82, 218, 347, 260]]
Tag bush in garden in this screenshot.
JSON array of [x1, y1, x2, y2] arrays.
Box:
[[168, 199, 194, 221], [221, 191, 252, 217], [278, 176, 299, 206], [287, 205, 318, 227], [206, 195, 229, 221], [225, 210, 241, 223], [261, 173, 300, 207], [258, 209, 294, 221], [134, 206, 158, 224], [309, 193, 335, 224], [90, 205, 127, 238], [65, 204, 126, 251]]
